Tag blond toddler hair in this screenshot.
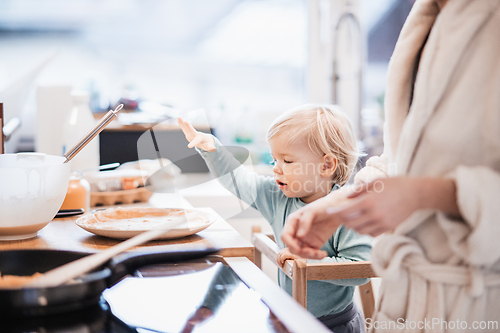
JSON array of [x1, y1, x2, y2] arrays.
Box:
[[266, 104, 361, 186]]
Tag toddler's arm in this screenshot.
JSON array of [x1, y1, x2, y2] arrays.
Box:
[[178, 118, 216, 152], [179, 118, 280, 222]]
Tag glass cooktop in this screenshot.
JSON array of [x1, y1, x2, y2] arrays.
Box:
[[4, 261, 290, 333]]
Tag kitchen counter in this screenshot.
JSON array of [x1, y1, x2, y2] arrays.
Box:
[[0, 191, 330, 333], [0, 192, 255, 262]]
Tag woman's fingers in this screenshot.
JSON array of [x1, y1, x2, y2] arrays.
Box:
[[295, 209, 314, 238], [282, 211, 329, 259], [282, 212, 303, 253], [294, 246, 327, 259], [283, 212, 326, 258]]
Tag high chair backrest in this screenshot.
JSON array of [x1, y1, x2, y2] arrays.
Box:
[[251, 226, 378, 320]]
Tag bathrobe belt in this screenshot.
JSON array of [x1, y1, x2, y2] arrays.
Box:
[[370, 233, 500, 330]]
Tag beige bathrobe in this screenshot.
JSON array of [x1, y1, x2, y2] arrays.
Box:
[[355, 0, 500, 331]]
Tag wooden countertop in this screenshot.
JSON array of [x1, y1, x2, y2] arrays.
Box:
[[0, 193, 254, 262]]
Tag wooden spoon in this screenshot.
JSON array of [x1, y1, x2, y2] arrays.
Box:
[[24, 218, 186, 289]]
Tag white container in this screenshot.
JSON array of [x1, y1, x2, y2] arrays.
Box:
[[36, 85, 72, 156], [0, 153, 70, 240], [63, 90, 100, 171]]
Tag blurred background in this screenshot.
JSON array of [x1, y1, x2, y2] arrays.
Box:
[[0, 0, 415, 296], [0, 0, 415, 166]]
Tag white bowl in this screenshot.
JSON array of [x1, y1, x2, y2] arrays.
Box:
[[0, 153, 70, 240]]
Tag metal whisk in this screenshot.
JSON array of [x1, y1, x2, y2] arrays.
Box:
[[64, 104, 124, 163]]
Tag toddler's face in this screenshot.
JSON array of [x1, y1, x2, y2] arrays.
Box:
[[269, 134, 333, 203]]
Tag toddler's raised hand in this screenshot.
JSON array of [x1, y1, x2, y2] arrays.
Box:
[[277, 248, 302, 267], [178, 117, 216, 152]]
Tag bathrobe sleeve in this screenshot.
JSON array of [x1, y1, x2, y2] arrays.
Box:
[[437, 166, 500, 266], [353, 154, 390, 185], [353, 116, 394, 184]]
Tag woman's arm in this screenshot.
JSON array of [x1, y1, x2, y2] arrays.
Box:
[[437, 166, 500, 265], [281, 176, 460, 258], [414, 177, 459, 215], [338, 176, 460, 236]]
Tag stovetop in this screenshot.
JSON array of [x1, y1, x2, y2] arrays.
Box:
[[4, 262, 290, 333]]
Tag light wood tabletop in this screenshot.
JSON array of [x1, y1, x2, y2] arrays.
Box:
[[0, 193, 255, 262]]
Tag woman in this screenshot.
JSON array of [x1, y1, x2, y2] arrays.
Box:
[[282, 0, 500, 331]]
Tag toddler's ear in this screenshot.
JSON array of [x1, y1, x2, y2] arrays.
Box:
[[321, 154, 337, 178]]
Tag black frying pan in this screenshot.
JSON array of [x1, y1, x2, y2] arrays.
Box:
[[0, 247, 219, 317]]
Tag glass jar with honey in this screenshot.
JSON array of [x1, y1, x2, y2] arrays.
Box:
[[60, 172, 91, 213]]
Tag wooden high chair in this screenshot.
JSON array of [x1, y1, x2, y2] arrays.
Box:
[[251, 226, 378, 320]]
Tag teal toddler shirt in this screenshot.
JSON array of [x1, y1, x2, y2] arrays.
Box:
[[197, 137, 372, 318]]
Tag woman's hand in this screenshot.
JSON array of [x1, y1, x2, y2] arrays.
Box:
[[277, 248, 302, 267], [178, 117, 216, 152], [334, 177, 422, 237], [282, 176, 460, 258], [338, 177, 459, 236], [281, 187, 352, 259]]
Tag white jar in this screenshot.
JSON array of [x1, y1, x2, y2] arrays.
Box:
[[63, 90, 100, 171]]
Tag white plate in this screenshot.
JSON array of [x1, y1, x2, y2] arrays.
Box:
[[75, 207, 217, 240]]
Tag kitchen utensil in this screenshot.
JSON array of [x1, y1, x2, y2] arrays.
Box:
[[55, 209, 85, 218], [25, 218, 187, 289], [0, 153, 71, 240], [3, 117, 22, 142], [76, 207, 217, 240], [0, 246, 219, 316], [64, 104, 123, 164], [1, 102, 22, 154], [0, 104, 124, 240]]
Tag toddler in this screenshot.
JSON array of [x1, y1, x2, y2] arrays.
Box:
[[178, 104, 372, 333]]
